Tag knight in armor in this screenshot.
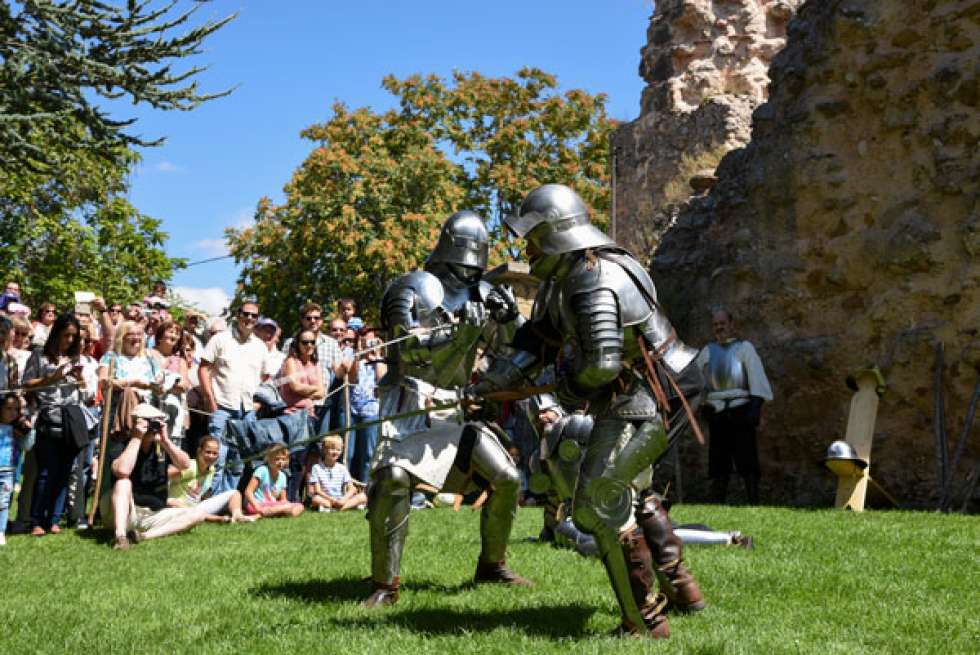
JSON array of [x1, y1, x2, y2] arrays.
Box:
[[364, 210, 531, 608], [694, 308, 773, 504], [469, 184, 705, 638]]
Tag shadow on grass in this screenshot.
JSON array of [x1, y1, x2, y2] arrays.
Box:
[[333, 603, 597, 638], [254, 575, 474, 604], [74, 527, 115, 546], [254, 577, 597, 638]]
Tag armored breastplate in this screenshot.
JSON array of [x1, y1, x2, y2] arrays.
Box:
[[384, 270, 486, 389], [706, 341, 747, 392]]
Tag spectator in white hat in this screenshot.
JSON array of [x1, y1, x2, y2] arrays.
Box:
[[100, 403, 207, 550]]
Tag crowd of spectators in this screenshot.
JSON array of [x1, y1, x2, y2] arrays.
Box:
[[0, 283, 387, 549]]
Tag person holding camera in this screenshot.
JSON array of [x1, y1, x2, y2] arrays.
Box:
[[348, 326, 386, 483], [22, 313, 89, 536], [101, 403, 206, 550]]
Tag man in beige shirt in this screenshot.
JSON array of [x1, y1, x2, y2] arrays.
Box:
[[198, 300, 269, 493]]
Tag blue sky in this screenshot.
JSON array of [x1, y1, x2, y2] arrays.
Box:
[[124, 0, 654, 315]]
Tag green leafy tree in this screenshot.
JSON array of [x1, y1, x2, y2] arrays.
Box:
[[228, 68, 615, 326], [0, 0, 234, 172], [0, 134, 185, 310]]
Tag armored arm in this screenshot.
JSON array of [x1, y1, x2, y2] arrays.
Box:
[[382, 279, 453, 367], [558, 288, 622, 404], [470, 320, 547, 395]]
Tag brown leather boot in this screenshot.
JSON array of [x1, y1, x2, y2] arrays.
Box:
[[610, 592, 670, 639], [474, 559, 533, 586], [637, 494, 706, 612], [615, 527, 670, 638], [363, 577, 399, 608]]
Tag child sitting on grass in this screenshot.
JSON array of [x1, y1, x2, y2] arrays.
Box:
[[244, 443, 304, 518], [0, 394, 33, 546], [308, 436, 367, 512]]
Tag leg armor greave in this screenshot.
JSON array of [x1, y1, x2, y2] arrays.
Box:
[[636, 493, 706, 612], [467, 426, 521, 563], [367, 465, 413, 586], [571, 418, 671, 633]]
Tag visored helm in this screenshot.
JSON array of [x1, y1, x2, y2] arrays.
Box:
[[505, 184, 614, 259], [425, 210, 489, 272]]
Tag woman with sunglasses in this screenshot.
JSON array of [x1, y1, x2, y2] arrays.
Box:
[[22, 313, 87, 536], [279, 329, 325, 422], [31, 303, 58, 347]]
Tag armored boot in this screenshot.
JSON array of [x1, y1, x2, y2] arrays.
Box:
[[364, 466, 411, 608], [470, 426, 533, 587], [363, 577, 399, 608], [637, 494, 706, 612], [474, 559, 533, 586]]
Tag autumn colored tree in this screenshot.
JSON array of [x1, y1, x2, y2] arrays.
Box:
[[228, 68, 615, 326]]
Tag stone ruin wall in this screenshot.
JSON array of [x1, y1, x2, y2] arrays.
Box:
[[611, 0, 803, 258], [648, 0, 979, 508]]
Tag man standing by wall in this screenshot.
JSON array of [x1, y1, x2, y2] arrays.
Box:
[[695, 308, 773, 505], [198, 300, 269, 493]]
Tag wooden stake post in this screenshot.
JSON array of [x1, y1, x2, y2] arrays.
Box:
[[88, 358, 115, 526], [833, 368, 886, 511]]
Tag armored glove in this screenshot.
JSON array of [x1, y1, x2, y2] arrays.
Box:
[[460, 300, 487, 328], [486, 284, 519, 323]]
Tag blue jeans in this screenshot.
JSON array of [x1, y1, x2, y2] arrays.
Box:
[[0, 469, 13, 534], [30, 431, 76, 530], [209, 406, 247, 494], [349, 411, 379, 483]]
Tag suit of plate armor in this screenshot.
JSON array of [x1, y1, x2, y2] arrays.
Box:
[[471, 185, 705, 637], [364, 210, 530, 608]]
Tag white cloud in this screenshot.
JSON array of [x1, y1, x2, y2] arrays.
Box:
[[155, 161, 184, 173], [172, 286, 231, 317], [191, 238, 229, 257]]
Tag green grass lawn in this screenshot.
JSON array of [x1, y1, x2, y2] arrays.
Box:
[[0, 505, 977, 654]]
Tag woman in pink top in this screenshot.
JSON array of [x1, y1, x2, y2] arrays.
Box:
[[279, 329, 324, 417]]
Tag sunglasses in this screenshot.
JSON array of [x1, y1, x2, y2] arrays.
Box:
[[109, 308, 123, 313], [239, 311, 259, 319], [302, 315, 322, 321], [299, 339, 316, 346]]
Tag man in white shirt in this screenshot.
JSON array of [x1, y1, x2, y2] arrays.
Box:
[[198, 301, 270, 493], [695, 308, 774, 504]]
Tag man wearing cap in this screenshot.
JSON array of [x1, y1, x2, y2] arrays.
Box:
[[255, 316, 285, 380], [694, 308, 773, 505], [101, 403, 207, 550]]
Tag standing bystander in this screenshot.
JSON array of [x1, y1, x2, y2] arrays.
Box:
[[695, 308, 774, 505], [197, 301, 269, 494]]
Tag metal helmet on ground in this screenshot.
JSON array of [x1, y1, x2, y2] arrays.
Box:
[[505, 184, 614, 257], [425, 210, 489, 271]]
